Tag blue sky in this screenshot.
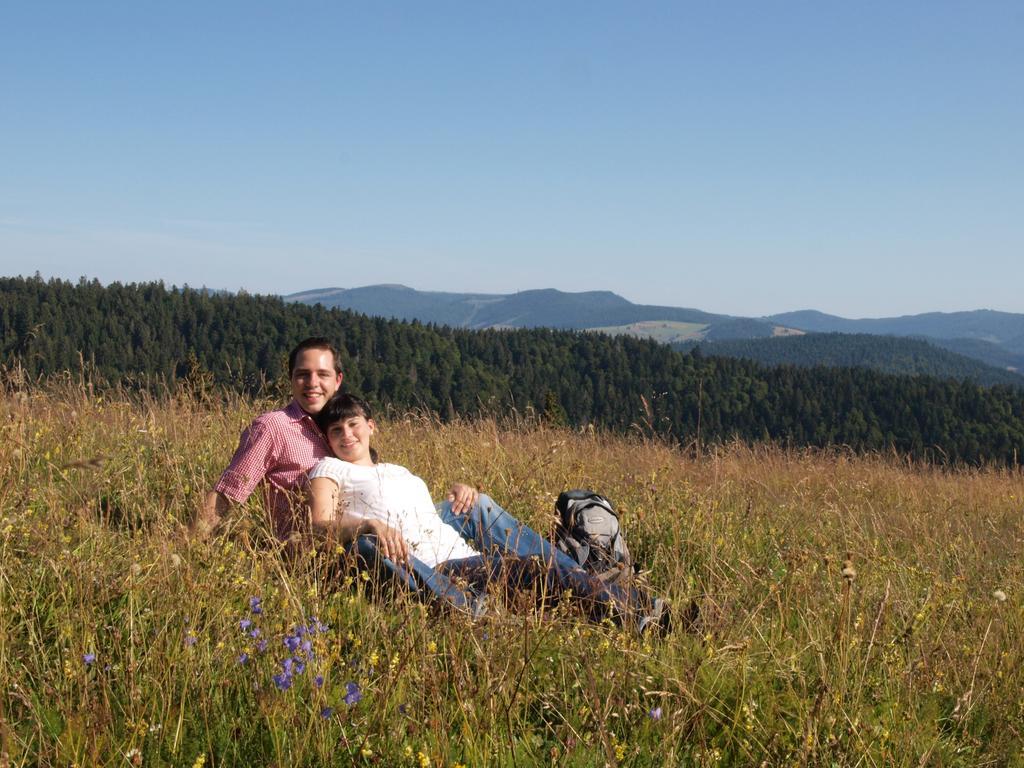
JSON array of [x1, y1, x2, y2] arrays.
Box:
[[2, 2, 1021, 317]]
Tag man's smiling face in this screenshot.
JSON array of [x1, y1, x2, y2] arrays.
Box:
[[290, 349, 342, 414]]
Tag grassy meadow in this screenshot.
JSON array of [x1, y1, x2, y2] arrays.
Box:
[[2, 378, 1024, 766]]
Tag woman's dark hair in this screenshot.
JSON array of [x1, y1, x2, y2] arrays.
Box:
[[314, 393, 379, 463]]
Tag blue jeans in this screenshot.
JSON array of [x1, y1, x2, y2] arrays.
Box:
[[351, 494, 643, 622], [349, 535, 483, 615]]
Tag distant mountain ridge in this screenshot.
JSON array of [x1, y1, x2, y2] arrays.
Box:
[[286, 284, 731, 330], [286, 284, 1024, 384]]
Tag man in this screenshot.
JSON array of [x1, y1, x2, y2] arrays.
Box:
[[193, 336, 478, 539]]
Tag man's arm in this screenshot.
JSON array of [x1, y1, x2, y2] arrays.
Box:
[[309, 477, 409, 562], [193, 418, 276, 539], [446, 482, 480, 515]]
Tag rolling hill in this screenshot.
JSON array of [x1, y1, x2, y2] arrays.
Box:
[[287, 284, 1024, 382], [285, 285, 784, 337], [676, 333, 1024, 388], [768, 309, 1024, 349]]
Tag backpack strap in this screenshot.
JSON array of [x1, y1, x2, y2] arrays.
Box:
[[557, 531, 591, 568]]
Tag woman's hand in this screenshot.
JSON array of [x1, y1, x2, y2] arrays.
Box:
[[446, 483, 479, 515], [365, 519, 409, 564]]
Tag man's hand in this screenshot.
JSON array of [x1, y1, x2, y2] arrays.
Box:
[[366, 519, 410, 564], [191, 491, 231, 541], [446, 483, 479, 515]]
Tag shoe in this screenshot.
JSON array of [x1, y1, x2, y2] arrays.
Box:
[[470, 593, 488, 620], [638, 597, 672, 637]]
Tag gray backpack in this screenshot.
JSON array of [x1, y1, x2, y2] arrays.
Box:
[[554, 490, 634, 585]]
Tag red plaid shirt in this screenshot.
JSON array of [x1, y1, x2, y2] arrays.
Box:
[[214, 401, 331, 538]]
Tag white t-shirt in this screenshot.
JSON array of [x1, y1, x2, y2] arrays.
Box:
[[308, 458, 480, 567]]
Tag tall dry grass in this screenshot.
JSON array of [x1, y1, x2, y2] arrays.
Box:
[[1, 378, 1023, 766]]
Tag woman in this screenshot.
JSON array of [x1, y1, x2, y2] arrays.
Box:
[[308, 393, 667, 632]]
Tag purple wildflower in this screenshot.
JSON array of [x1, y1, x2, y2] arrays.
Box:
[[284, 635, 301, 652], [249, 627, 261, 639], [83, 653, 96, 665], [320, 706, 334, 719], [185, 634, 197, 647], [293, 659, 306, 675], [272, 673, 293, 691], [282, 658, 294, 675], [314, 674, 324, 689], [301, 639, 313, 656], [239, 618, 252, 631], [344, 682, 362, 705], [649, 706, 663, 720], [249, 596, 263, 615], [256, 639, 268, 653], [237, 653, 249, 665]]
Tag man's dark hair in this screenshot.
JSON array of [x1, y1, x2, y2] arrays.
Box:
[[314, 393, 379, 463], [288, 337, 342, 376]]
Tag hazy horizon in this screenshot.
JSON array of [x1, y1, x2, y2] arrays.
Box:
[[4, 271, 1021, 322]]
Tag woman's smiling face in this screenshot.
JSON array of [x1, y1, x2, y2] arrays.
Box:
[[325, 413, 376, 466]]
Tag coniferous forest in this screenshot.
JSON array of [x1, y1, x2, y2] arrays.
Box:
[[3, 275, 1024, 465]]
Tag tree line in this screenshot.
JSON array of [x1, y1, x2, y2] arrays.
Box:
[[3, 275, 1024, 466]]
